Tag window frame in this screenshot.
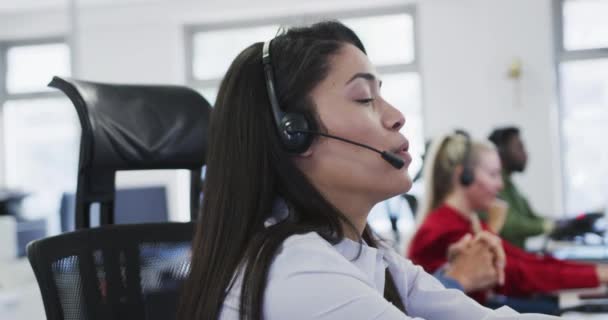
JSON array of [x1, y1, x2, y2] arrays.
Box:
[[184, 5, 421, 100], [0, 36, 71, 186], [553, 0, 608, 211]]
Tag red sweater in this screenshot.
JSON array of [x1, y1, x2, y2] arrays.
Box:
[[408, 204, 599, 302]]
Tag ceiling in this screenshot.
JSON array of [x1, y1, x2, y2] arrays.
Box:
[[0, 0, 171, 13]]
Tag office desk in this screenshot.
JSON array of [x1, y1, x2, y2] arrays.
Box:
[[0, 258, 45, 320], [560, 286, 608, 319], [525, 236, 608, 317], [526, 235, 608, 263], [562, 312, 608, 319]]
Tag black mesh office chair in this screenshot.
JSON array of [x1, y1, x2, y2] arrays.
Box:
[[27, 77, 211, 320], [27, 223, 195, 320]]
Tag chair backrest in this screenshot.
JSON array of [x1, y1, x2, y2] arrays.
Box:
[[49, 77, 211, 228], [27, 222, 195, 320]]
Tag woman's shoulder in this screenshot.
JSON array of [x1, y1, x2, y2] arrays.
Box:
[[409, 206, 472, 265], [221, 232, 364, 319], [262, 233, 414, 320], [269, 232, 364, 277], [280, 231, 331, 249], [417, 205, 468, 233]]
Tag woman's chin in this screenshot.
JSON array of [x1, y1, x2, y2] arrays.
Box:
[[402, 180, 413, 194], [384, 178, 413, 200], [401, 175, 413, 192]]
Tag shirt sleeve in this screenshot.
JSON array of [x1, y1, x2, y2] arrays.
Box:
[[432, 266, 464, 291], [497, 240, 599, 296], [499, 190, 546, 247], [385, 249, 561, 320], [263, 235, 560, 320]]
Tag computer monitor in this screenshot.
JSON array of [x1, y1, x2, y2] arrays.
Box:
[[59, 186, 169, 232]]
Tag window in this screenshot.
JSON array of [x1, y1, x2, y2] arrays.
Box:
[[562, 0, 608, 50], [187, 21, 283, 104], [0, 40, 77, 233], [187, 8, 422, 240], [556, 0, 608, 213]]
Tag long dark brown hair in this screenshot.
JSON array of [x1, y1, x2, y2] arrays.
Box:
[[178, 21, 406, 320]]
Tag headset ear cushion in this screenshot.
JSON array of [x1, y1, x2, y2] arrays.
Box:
[[460, 169, 475, 186], [281, 113, 312, 153]]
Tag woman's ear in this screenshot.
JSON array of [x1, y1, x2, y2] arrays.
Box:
[[292, 146, 313, 171], [297, 147, 313, 158], [452, 164, 464, 185]]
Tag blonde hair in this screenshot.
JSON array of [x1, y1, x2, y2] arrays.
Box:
[[416, 133, 496, 224]]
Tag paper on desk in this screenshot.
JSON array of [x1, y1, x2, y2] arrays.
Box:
[[559, 286, 606, 309], [561, 312, 608, 319]]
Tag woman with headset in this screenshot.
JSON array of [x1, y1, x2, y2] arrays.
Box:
[[408, 132, 608, 314], [178, 21, 557, 319]]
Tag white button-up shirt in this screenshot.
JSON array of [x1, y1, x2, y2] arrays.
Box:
[[220, 232, 559, 319]]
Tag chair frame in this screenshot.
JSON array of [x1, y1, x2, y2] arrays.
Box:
[[27, 222, 195, 320]]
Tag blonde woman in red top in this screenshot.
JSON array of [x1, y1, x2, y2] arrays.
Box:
[[408, 131, 608, 313]]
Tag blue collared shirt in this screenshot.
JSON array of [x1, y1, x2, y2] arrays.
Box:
[[433, 268, 465, 291]]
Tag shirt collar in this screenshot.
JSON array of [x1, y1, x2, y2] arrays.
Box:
[[264, 198, 290, 228]]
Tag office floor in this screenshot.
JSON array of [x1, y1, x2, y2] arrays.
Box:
[[0, 258, 45, 320]]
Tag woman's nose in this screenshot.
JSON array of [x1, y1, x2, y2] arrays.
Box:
[[383, 103, 405, 132]]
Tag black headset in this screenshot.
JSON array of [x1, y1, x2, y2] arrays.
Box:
[[454, 129, 474, 187], [261, 39, 405, 169], [262, 39, 313, 154]]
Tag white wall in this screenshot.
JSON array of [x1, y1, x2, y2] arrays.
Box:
[[0, 8, 69, 40], [418, 0, 563, 217], [0, 0, 564, 220]]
